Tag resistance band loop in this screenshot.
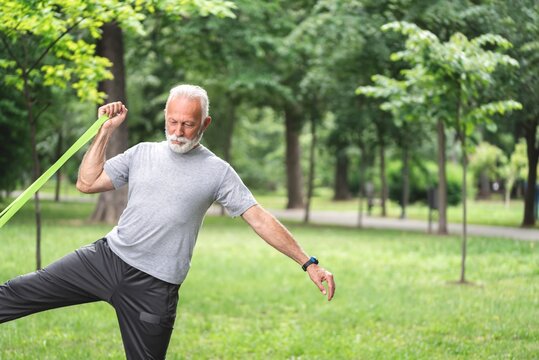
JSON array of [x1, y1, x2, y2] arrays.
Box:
[[0, 115, 109, 229]]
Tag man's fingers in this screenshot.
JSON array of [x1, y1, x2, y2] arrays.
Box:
[[308, 268, 336, 301], [316, 280, 326, 295], [98, 102, 126, 118], [98, 102, 128, 130], [318, 272, 335, 301], [326, 272, 335, 301], [108, 102, 121, 116]]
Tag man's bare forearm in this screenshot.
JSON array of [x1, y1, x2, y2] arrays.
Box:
[[77, 102, 127, 193], [242, 205, 310, 265], [76, 129, 113, 190], [241, 204, 336, 301]]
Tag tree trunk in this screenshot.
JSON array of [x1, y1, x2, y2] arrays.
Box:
[[437, 119, 448, 234], [455, 81, 467, 284], [357, 144, 367, 228], [460, 127, 468, 284], [91, 22, 128, 224], [333, 147, 351, 200], [24, 78, 42, 270], [504, 177, 514, 208], [55, 131, 63, 202], [522, 121, 539, 227], [401, 146, 409, 219], [478, 170, 490, 199], [460, 144, 468, 283], [284, 105, 304, 209], [304, 116, 316, 223], [379, 138, 387, 217]]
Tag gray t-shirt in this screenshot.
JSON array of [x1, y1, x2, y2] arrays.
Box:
[[103, 141, 257, 284]]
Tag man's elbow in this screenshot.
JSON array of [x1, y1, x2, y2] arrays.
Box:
[[76, 179, 93, 194], [242, 205, 274, 231]]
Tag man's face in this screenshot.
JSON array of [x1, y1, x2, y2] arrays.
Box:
[[165, 96, 211, 153]]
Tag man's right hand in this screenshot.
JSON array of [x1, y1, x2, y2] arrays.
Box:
[[98, 101, 128, 131]]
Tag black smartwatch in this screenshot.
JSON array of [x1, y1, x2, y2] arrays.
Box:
[[302, 256, 319, 271]]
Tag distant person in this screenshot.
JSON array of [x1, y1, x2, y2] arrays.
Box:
[[0, 84, 335, 359], [365, 181, 374, 215]]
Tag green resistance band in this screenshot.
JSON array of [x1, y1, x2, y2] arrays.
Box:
[[0, 114, 110, 229]]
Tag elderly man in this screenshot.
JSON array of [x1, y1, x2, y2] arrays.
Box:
[[0, 84, 335, 359]]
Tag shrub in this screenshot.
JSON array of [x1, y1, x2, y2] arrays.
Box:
[[388, 159, 462, 206]]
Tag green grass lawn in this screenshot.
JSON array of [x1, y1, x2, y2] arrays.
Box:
[[0, 200, 538, 359]]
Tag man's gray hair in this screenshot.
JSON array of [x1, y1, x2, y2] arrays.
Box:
[[166, 84, 210, 120]]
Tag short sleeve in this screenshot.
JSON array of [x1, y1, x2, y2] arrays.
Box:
[[104, 145, 137, 189], [215, 165, 257, 217]]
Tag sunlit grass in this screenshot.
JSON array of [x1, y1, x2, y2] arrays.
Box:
[[0, 200, 538, 359]]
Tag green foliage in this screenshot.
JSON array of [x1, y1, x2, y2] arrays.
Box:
[[387, 160, 462, 206], [445, 164, 465, 206], [0, 0, 237, 194], [0, 93, 29, 196], [152, 0, 237, 18], [1, 0, 122, 102], [2, 0, 537, 220], [0, 0, 237, 103], [508, 139, 529, 181], [469, 142, 507, 182], [287, 0, 399, 188], [124, 0, 283, 148], [381, 21, 522, 142], [387, 160, 432, 205], [230, 107, 285, 191], [36, 95, 98, 184], [480, 0, 539, 126], [372, 20, 523, 255], [499, 139, 531, 202]]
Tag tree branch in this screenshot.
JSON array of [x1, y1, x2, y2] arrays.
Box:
[[4, 19, 23, 39], [0, 31, 26, 72], [26, 17, 86, 75], [34, 102, 51, 123]]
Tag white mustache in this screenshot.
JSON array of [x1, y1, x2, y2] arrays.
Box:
[[165, 130, 204, 154], [168, 135, 189, 142]]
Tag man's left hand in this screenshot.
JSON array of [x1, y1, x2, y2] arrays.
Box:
[[307, 265, 335, 301]]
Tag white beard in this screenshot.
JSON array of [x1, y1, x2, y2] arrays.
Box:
[[165, 130, 204, 154]]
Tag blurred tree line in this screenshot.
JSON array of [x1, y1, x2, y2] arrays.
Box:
[[1, 0, 538, 236]]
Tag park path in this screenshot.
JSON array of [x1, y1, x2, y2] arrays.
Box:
[[261, 208, 539, 242]]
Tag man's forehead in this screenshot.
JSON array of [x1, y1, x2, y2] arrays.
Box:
[[165, 96, 202, 116]]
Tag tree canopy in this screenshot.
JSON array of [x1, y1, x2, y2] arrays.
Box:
[[1, 0, 538, 229]]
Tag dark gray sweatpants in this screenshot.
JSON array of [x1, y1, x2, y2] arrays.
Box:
[[0, 238, 180, 360]]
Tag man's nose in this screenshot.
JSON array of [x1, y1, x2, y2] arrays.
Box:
[[174, 125, 184, 136]]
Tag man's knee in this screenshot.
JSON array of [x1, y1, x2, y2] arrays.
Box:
[[1, 271, 50, 301], [0, 274, 36, 323]]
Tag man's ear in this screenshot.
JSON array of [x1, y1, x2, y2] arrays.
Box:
[[202, 116, 212, 131]]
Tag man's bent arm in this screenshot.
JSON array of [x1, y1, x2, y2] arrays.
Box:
[[241, 205, 336, 301], [76, 102, 127, 194]]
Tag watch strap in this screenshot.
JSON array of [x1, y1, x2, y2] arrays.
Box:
[[302, 256, 319, 271]]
